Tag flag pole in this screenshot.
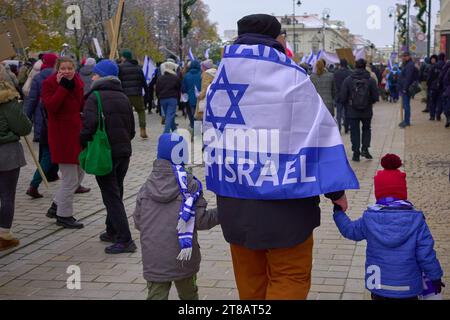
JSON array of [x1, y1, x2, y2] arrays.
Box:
[[24, 136, 49, 189]]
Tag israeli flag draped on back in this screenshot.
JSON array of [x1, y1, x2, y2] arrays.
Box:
[[203, 44, 359, 200]]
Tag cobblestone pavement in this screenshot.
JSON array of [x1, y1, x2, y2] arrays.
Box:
[[0, 98, 447, 300]]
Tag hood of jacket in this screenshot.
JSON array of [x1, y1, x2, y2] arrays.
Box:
[[85, 76, 122, 97], [234, 33, 286, 54], [143, 159, 199, 204], [363, 209, 424, 248], [80, 64, 94, 76], [188, 60, 201, 73], [124, 59, 139, 66], [351, 68, 371, 80], [0, 81, 20, 104]]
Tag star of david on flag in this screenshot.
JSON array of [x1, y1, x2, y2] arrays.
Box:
[[205, 66, 249, 131]]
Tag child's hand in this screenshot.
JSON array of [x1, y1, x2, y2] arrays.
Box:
[[432, 279, 445, 294]]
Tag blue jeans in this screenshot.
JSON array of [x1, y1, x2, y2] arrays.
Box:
[[160, 98, 178, 133], [402, 94, 411, 125]]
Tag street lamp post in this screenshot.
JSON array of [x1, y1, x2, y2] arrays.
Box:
[[389, 7, 397, 54], [427, 0, 432, 57], [292, 1, 302, 54], [406, 0, 411, 52], [322, 8, 330, 51], [179, 0, 183, 62]]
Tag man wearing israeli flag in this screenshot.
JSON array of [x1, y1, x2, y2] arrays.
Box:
[[203, 14, 359, 300]]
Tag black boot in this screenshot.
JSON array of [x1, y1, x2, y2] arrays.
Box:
[[352, 152, 360, 162], [56, 216, 84, 229], [46, 202, 57, 219], [361, 149, 373, 160]]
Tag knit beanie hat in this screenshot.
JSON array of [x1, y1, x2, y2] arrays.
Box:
[[374, 154, 408, 201], [237, 14, 282, 39], [41, 53, 58, 70], [157, 133, 188, 165], [121, 49, 133, 60], [93, 59, 119, 77], [85, 58, 96, 66]]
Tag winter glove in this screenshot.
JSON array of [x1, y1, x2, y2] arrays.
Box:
[[431, 280, 445, 294], [59, 77, 75, 90]]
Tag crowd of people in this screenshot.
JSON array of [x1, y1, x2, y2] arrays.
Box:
[[0, 12, 445, 301]]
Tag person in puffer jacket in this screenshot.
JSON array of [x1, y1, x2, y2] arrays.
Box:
[[333, 154, 444, 300], [133, 133, 219, 300]]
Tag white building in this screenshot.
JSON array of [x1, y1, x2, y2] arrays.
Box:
[[223, 30, 238, 42], [276, 14, 353, 58]]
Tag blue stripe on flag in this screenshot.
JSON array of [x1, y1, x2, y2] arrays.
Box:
[[205, 145, 359, 200]]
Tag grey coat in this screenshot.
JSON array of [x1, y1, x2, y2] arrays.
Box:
[[310, 71, 336, 116], [133, 159, 219, 282]]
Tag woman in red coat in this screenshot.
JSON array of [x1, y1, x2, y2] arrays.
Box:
[[42, 57, 85, 229]]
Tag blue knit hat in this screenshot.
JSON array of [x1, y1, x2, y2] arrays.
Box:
[[93, 59, 119, 77], [157, 133, 188, 165]]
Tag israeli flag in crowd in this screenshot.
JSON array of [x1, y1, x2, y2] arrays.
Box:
[[142, 55, 157, 84], [188, 48, 196, 61], [203, 44, 359, 200], [388, 52, 398, 71]]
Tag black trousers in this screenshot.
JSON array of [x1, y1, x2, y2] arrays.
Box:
[[349, 118, 372, 154], [95, 157, 131, 243], [0, 168, 20, 229]]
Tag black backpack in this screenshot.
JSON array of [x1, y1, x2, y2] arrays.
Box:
[[351, 79, 370, 111]]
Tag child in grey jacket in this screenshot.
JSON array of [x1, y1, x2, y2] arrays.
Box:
[[134, 133, 219, 300]]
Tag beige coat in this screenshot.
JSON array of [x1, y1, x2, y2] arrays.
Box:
[[195, 68, 217, 120]]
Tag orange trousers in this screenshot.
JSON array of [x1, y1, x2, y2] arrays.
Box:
[[230, 235, 313, 300]]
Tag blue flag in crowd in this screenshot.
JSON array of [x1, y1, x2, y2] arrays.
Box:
[[203, 44, 360, 200], [188, 48, 196, 61]]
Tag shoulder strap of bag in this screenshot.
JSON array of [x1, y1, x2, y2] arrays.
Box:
[[93, 91, 105, 132]]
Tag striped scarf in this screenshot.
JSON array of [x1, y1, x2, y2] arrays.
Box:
[[172, 165, 203, 261]]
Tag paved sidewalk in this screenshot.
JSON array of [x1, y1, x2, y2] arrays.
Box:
[[0, 99, 447, 300]]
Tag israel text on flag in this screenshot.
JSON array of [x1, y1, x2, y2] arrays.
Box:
[[203, 44, 359, 200]]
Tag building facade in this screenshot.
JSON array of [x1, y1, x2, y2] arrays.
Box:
[[437, 0, 450, 57], [277, 14, 353, 58]]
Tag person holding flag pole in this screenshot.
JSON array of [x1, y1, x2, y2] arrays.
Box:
[[0, 69, 32, 250]]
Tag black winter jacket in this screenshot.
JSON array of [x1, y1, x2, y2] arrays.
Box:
[[118, 60, 148, 97], [80, 77, 135, 159], [339, 69, 379, 119], [156, 73, 181, 100], [333, 67, 353, 98], [399, 59, 418, 94]]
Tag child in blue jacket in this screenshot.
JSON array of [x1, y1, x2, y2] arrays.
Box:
[[333, 154, 444, 300]]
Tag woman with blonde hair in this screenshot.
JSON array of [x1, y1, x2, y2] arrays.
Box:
[[0, 64, 32, 250], [41, 57, 86, 229], [310, 59, 336, 116]]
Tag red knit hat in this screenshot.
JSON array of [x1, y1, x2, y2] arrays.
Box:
[[41, 53, 58, 70], [374, 154, 407, 201]]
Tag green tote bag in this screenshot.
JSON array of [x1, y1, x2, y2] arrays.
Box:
[[79, 91, 113, 176]]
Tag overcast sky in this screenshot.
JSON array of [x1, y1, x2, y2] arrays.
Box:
[[203, 0, 439, 47]]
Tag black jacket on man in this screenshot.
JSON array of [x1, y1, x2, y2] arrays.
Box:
[[217, 33, 344, 251], [339, 69, 379, 119], [156, 73, 181, 100], [80, 76, 135, 159], [399, 59, 418, 95], [118, 59, 148, 97], [334, 67, 353, 97]]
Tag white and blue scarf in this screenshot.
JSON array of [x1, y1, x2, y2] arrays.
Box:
[[172, 165, 203, 261]]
